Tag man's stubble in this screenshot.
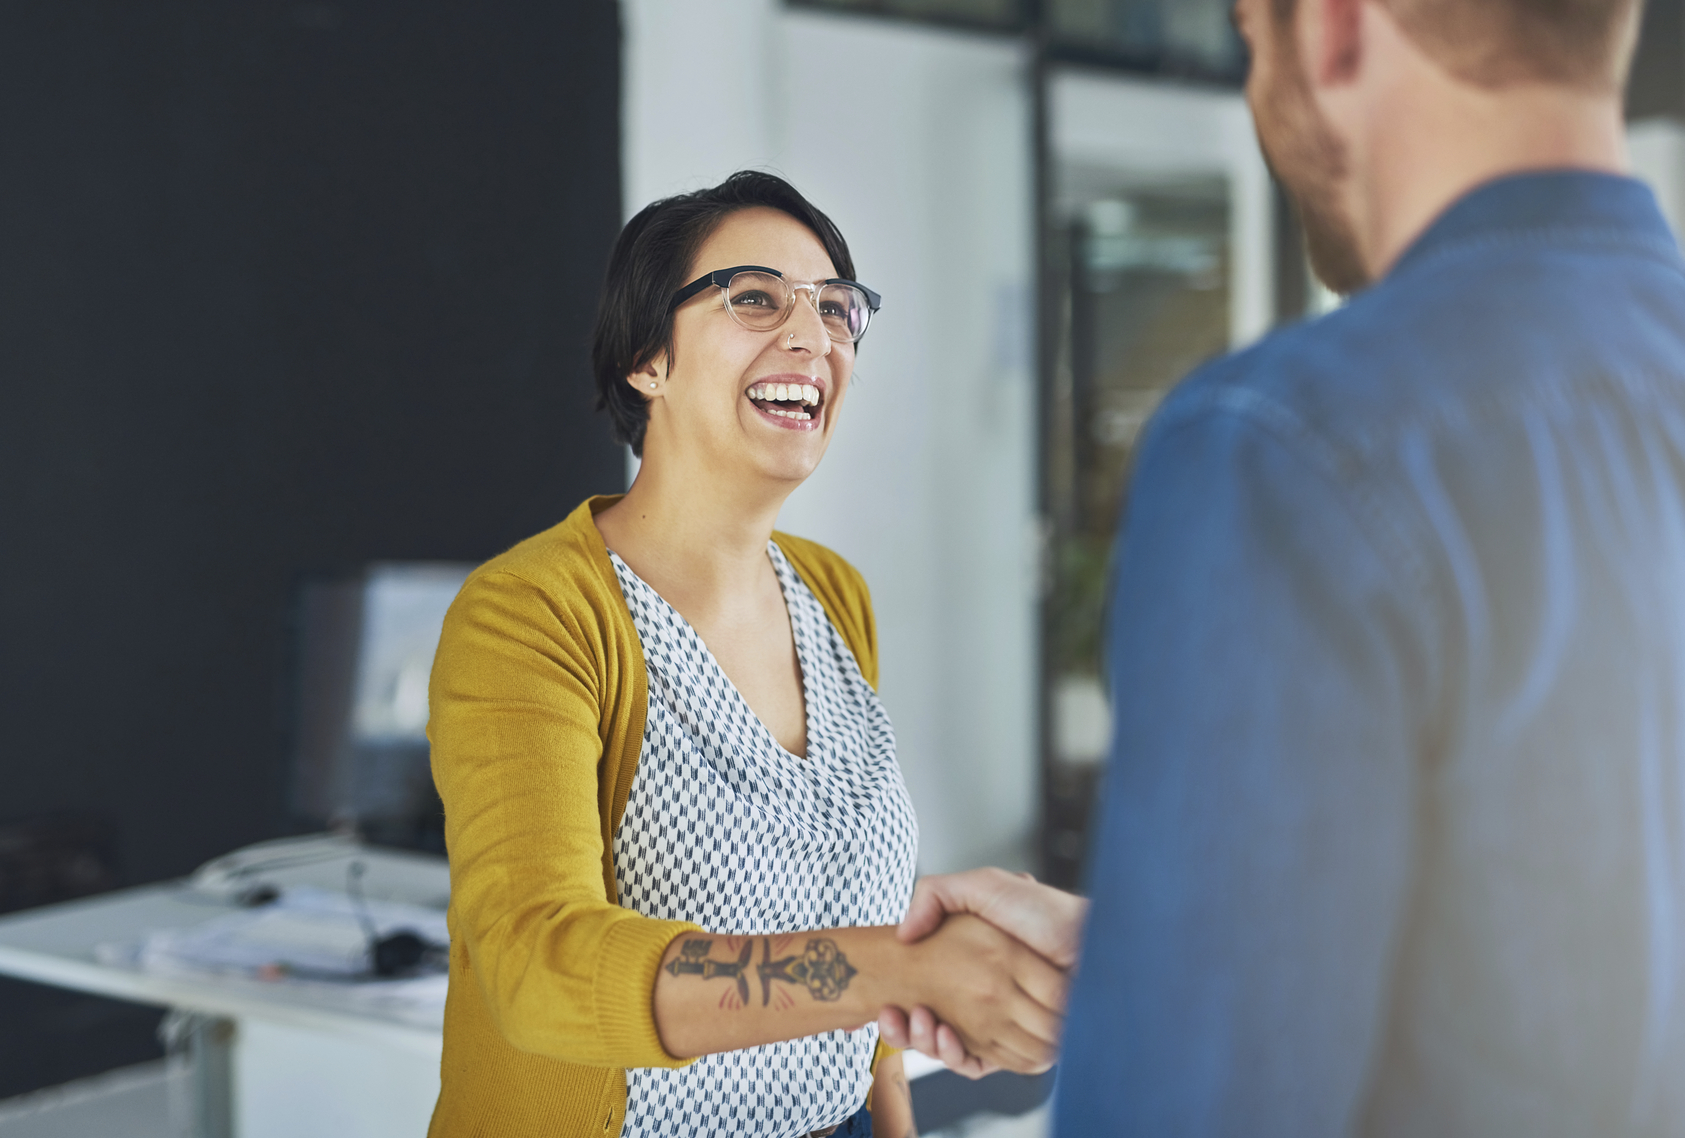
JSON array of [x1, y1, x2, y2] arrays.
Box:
[[1251, 31, 1372, 296]]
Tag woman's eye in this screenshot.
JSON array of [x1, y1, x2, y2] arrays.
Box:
[[733, 290, 776, 308]]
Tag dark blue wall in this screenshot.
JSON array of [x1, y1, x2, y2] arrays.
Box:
[[0, 0, 623, 1096]]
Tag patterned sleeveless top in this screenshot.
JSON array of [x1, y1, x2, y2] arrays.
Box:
[[608, 543, 918, 1138]]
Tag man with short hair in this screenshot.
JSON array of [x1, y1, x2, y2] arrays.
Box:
[[891, 0, 1685, 1132]]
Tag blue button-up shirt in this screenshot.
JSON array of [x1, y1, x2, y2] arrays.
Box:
[[1054, 172, 1685, 1137]]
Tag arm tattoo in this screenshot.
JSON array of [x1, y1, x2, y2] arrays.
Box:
[[757, 936, 858, 1004], [665, 935, 858, 1009], [664, 938, 753, 1006]]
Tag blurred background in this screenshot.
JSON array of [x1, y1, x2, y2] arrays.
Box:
[[4, 0, 1685, 1135]]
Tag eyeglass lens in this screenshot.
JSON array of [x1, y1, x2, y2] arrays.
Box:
[[725, 271, 871, 343]]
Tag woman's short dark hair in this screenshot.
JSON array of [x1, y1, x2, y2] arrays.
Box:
[[590, 170, 857, 457]]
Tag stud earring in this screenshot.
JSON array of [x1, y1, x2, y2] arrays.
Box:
[[648, 382, 657, 389]]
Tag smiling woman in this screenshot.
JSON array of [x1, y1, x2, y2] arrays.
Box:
[[423, 172, 1066, 1138]]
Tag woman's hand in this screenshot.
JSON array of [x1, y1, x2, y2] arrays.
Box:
[[890, 913, 1068, 1075], [880, 870, 1087, 1078]]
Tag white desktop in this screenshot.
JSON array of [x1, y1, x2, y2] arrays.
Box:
[[0, 834, 948, 1138], [0, 835, 446, 1138]]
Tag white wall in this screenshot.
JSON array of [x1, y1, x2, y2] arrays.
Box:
[[622, 2, 1039, 873], [1630, 117, 1685, 242]]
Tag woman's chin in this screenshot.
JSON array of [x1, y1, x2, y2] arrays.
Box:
[[760, 453, 825, 487], [735, 415, 831, 484], [748, 438, 828, 487]]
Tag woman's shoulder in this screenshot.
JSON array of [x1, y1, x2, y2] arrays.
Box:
[[452, 496, 629, 625]]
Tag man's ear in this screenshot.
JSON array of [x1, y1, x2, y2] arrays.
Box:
[[1307, 0, 1364, 86]]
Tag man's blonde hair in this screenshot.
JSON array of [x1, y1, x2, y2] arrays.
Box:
[[1274, 0, 1644, 92]]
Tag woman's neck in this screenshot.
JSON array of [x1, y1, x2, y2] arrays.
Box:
[[594, 449, 791, 620]]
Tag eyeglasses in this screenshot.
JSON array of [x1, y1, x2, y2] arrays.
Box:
[[669, 265, 882, 344]]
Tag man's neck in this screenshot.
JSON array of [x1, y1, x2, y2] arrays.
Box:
[[1344, 8, 1627, 281]]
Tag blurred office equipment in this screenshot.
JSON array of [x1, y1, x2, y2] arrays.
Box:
[[0, 837, 450, 1138], [290, 564, 472, 853]]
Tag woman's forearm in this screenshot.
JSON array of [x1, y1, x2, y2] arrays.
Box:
[[651, 913, 1067, 1073], [652, 926, 910, 1058], [652, 926, 904, 1057]]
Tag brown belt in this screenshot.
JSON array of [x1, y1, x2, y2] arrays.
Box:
[[805, 1128, 841, 1137]]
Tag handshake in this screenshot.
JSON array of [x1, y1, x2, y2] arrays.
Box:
[[876, 868, 1089, 1079]]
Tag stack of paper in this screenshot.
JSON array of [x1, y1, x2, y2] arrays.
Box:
[[92, 885, 451, 1026], [131, 886, 448, 981]]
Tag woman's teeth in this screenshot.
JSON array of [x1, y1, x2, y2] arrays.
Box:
[[747, 381, 822, 421]]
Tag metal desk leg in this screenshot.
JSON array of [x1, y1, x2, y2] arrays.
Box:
[[160, 1010, 235, 1138]]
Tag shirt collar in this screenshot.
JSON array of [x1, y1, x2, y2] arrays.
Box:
[[1387, 169, 1679, 283]]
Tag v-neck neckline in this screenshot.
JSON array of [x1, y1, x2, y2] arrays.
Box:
[[609, 542, 819, 763]]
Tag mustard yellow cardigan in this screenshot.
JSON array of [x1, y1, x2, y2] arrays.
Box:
[[426, 496, 887, 1137]]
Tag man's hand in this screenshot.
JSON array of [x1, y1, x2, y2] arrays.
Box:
[[898, 868, 1087, 967], [879, 868, 1088, 1079]]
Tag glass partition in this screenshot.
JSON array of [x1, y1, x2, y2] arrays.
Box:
[[1042, 172, 1232, 886], [1047, 0, 1245, 81], [791, 0, 1024, 29]]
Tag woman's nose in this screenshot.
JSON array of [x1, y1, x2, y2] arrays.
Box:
[[785, 289, 831, 354]]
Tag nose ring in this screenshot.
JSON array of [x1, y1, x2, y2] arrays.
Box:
[[787, 332, 795, 349]]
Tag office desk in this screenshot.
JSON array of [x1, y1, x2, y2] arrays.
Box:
[[0, 845, 447, 1138], [0, 844, 1025, 1137]]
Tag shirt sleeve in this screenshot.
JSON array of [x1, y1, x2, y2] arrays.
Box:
[[1052, 404, 1428, 1135], [429, 569, 700, 1068]]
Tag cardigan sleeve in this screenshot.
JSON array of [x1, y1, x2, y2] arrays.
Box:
[[428, 568, 700, 1069]]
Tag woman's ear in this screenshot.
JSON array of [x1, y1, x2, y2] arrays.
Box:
[[628, 353, 667, 398]]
